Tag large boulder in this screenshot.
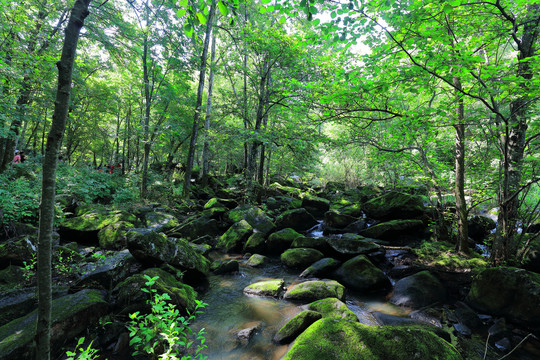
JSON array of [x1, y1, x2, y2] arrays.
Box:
[[243, 279, 284, 298], [333, 255, 391, 292], [273, 310, 322, 344], [0, 289, 109, 360], [0, 235, 36, 268], [359, 219, 425, 241], [275, 208, 318, 232], [390, 270, 447, 308], [468, 216, 496, 242], [97, 221, 134, 250], [291, 236, 329, 253], [127, 230, 209, 276], [281, 248, 324, 268], [465, 267, 540, 327], [300, 258, 341, 278], [112, 268, 198, 315], [226, 205, 276, 235], [281, 318, 462, 360], [301, 194, 330, 218], [363, 191, 425, 220], [145, 211, 180, 233], [216, 220, 253, 253], [75, 249, 141, 289], [267, 228, 302, 254], [324, 210, 356, 229], [308, 297, 358, 322], [243, 232, 266, 254], [325, 234, 382, 259], [166, 215, 220, 241], [283, 280, 345, 301], [59, 210, 138, 244]]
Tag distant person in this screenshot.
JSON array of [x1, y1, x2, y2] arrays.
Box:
[[20, 151, 26, 163], [13, 150, 21, 164]]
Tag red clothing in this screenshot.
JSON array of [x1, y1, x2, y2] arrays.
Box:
[[13, 154, 21, 163]]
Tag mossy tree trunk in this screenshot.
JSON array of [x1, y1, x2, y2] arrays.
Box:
[[35, 1, 91, 359]]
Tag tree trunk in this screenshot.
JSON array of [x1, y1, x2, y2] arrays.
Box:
[[141, 5, 151, 198], [453, 76, 469, 254], [493, 5, 539, 264], [35, 1, 91, 359], [183, 1, 215, 197], [201, 28, 217, 186]]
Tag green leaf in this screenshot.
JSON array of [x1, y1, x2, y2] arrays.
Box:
[[312, 18, 320, 26], [184, 24, 194, 37], [443, 4, 453, 14], [197, 12, 207, 25], [179, 0, 188, 7], [218, 0, 229, 16], [279, 15, 287, 23]]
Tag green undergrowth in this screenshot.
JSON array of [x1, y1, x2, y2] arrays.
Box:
[[413, 241, 488, 271]]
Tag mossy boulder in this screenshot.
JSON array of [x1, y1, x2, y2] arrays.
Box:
[[302, 194, 331, 217], [0, 289, 109, 360], [291, 236, 329, 252], [324, 210, 356, 229], [325, 234, 382, 259], [112, 268, 198, 314], [282, 318, 462, 360], [59, 210, 138, 244], [275, 208, 318, 232], [267, 228, 302, 254], [283, 280, 345, 301], [75, 250, 140, 289], [333, 255, 391, 292], [246, 254, 268, 267], [269, 182, 303, 198], [166, 215, 220, 241], [360, 219, 425, 241], [468, 216, 496, 242], [243, 279, 284, 297], [274, 310, 322, 344], [300, 258, 341, 278], [281, 248, 324, 268], [211, 259, 239, 274], [97, 220, 134, 250], [243, 232, 267, 254], [0, 235, 36, 268], [226, 205, 276, 235], [216, 220, 253, 253], [363, 191, 425, 220], [465, 267, 540, 327], [390, 270, 447, 308], [127, 230, 209, 276], [145, 211, 180, 233], [308, 297, 358, 322]]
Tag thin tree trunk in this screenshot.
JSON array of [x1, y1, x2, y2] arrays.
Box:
[[454, 76, 469, 254], [141, 8, 151, 197], [201, 28, 217, 186], [183, 1, 215, 197], [35, 1, 91, 359]]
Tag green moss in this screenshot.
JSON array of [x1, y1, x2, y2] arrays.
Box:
[[216, 220, 253, 252], [246, 254, 267, 267], [274, 310, 322, 344], [281, 248, 324, 268], [284, 280, 345, 301], [282, 318, 462, 360], [243, 279, 284, 297], [308, 297, 358, 322], [269, 228, 302, 242], [204, 198, 224, 209], [62, 210, 137, 232], [98, 221, 134, 249], [414, 241, 488, 271]]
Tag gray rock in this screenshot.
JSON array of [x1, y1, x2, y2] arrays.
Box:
[[390, 270, 447, 308]]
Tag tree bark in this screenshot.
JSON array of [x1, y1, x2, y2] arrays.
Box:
[[141, 2, 151, 197], [35, 1, 91, 359], [201, 28, 217, 186], [183, 1, 215, 197]]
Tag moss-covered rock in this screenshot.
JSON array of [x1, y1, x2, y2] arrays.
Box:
[[291, 236, 329, 252], [145, 211, 180, 233], [269, 182, 303, 198], [267, 228, 302, 254], [465, 267, 540, 327], [324, 210, 356, 229], [0, 289, 109, 360], [363, 191, 425, 220], [282, 318, 462, 360], [243, 279, 284, 297], [275, 208, 318, 232], [281, 248, 324, 268], [112, 268, 198, 314], [360, 219, 425, 241], [0, 235, 36, 268], [243, 232, 267, 254], [166, 215, 220, 241], [59, 210, 138, 244], [127, 230, 209, 276], [325, 234, 381, 258], [468, 216, 496, 242], [333, 255, 391, 292], [211, 259, 239, 274], [308, 297, 358, 322], [216, 220, 253, 253], [97, 220, 134, 250], [283, 280, 345, 301], [226, 205, 275, 235], [246, 254, 268, 267], [274, 310, 322, 344], [300, 257, 341, 278], [302, 194, 331, 217], [390, 270, 447, 308]]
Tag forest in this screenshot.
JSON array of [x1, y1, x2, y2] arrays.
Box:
[[0, 0, 539, 359]]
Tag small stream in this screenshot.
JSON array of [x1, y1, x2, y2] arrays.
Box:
[[191, 253, 403, 360]]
